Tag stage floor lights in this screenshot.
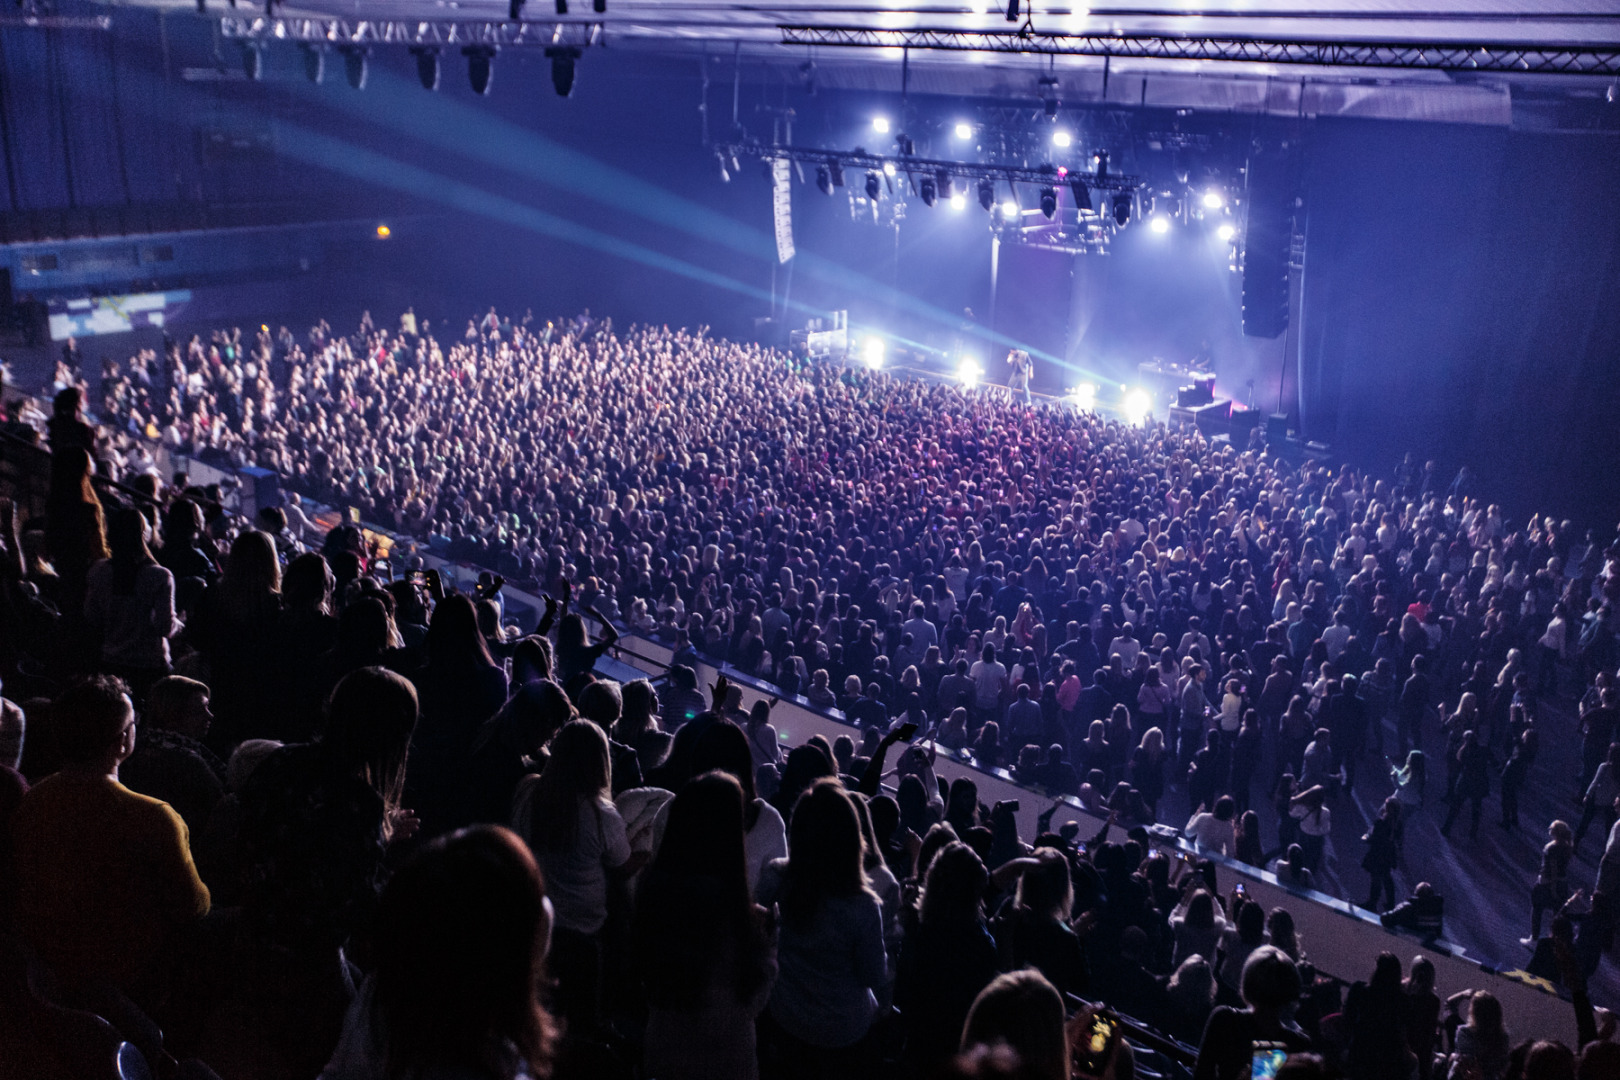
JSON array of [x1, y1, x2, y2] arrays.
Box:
[[862, 336, 886, 369], [956, 357, 984, 388], [1122, 386, 1153, 425]]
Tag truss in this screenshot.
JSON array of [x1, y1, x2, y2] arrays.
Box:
[[711, 143, 1143, 193], [220, 16, 604, 49], [779, 25, 1620, 76]]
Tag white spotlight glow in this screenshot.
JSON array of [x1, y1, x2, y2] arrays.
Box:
[[954, 122, 973, 140], [1069, 382, 1097, 410], [883, 162, 897, 177], [950, 192, 967, 211], [1149, 215, 1171, 234], [1122, 387, 1153, 425], [1001, 199, 1019, 215], [862, 336, 886, 369], [1217, 223, 1236, 242], [956, 357, 984, 388], [1202, 190, 1224, 210], [1052, 130, 1073, 148], [872, 116, 890, 133]]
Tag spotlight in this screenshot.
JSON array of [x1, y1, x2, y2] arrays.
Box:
[[872, 116, 890, 134], [464, 46, 496, 95], [1122, 387, 1153, 425], [1070, 382, 1097, 410], [1094, 150, 1109, 179], [829, 161, 845, 188], [936, 170, 952, 199], [1068, 179, 1091, 212], [816, 165, 833, 195], [957, 357, 984, 388], [1112, 193, 1131, 226], [341, 46, 368, 90], [865, 171, 881, 200], [882, 162, 897, 177], [411, 46, 440, 91], [950, 193, 966, 211], [954, 122, 972, 140], [1202, 190, 1224, 210], [862, 337, 886, 369], [920, 176, 937, 207], [1039, 186, 1057, 218], [241, 42, 263, 82], [978, 178, 995, 212], [1005, 0, 1019, 21], [300, 43, 324, 84], [555, 0, 566, 11], [593, 0, 605, 11], [716, 152, 732, 183], [1217, 223, 1236, 242], [546, 46, 580, 97], [1002, 199, 1019, 216], [1052, 130, 1072, 148], [1149, 214, 1171, 234], [509, 0, 523, 17], [376, 224, 392, 239]]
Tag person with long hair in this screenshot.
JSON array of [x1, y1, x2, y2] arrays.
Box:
[[1343, 952, 1415, 1080], [1451, 990, 1510, 1080], [990, 846, 1088, 998], [44, 444, 108, 613], [957, 969, 1078, 1080], [633, 771, 776, 1080], [687, 720, 789, 891], [461, 681, 575, 830], [84, 506, 179, 697], [321, 825, 557, 1080], [411, 593, 510, 834], [896, 840, 999, 1073], [275, 553, 341, 742], [554, 610, 620, 688], [516, 719, 643, 1032], [188, 529, 283, 743], [756, 778, 888, 1072]]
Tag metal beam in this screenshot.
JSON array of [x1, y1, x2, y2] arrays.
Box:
[[712, 143, 1143, 192], [220, 16, 604, 49], [0, 14, 111, 30], [779, 25, 1620, 76]]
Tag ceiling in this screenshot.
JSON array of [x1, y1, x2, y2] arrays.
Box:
[[131, 0, 1620, 123]]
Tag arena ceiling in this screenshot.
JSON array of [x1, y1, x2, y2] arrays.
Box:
[[134, 0, 1620, 124]]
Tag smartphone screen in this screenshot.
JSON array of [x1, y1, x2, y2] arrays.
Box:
[[895, 721, 920, 742], [1252, 1042, 1288, 1080], [1073, 1012, 1120, 1074]]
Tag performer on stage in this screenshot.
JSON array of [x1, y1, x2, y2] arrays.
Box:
[[1191, 338, 1215, 373], [1007, 349, 1033, 404]]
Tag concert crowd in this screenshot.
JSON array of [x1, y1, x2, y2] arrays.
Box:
[[1, 308, 1618, 1080]]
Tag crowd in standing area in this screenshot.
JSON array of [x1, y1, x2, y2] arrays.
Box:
[[1, 308, 1619, 1080]]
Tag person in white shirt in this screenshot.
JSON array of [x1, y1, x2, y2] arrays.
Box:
[[1320, 610, 1352, 663], [1108, 624, 1142, 671], [969, 645, 1008, 726], [1185, 796, 1237, 857]]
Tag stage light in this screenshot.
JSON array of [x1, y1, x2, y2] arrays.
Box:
[[862, 337, 887, 369], [1094, 150, 1109, 179], [716, 152, 732, 183], [978, 178, 995, 212], [465, 47, 494, 96], [872, 116, 890, 134], [376, 224, 392, 239], [1002, 199, 1019, 216], [816, 165, 833, 195], [1149, 215, 1171, 234], [546, 46, 579, 97], [1052, 130, 1072, 148], [1068, 179, 1091, 212], [1005, 0, 1019, 21], [555, 0, 566, 11], [882, 162, 896, 177], [950, 192, 966, 211], [300, 43, 324, 83], [919, 176, 937, 207], [1122, 387, 1153, 425], [957, 357, 984, 388], [829, 162, 845, 188], [1112, 193, 1131, 226], [865, 171, 881, 200], [342, 46, 368, 90], [1202, 190, 1224, 210], [1039, 186, 1057, 219], [896, 134, 914, 157], [411, 46, 441, 91], [1217, 223, 1236, 242], [509, 0, 524, 17], [955, 122, 973, 140], [936, 171, 952, 199], [1070, 382, 1097, 410], [241, 42, 263, 82]]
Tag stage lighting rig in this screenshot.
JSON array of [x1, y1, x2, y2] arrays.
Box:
[[1039, 186, 1057, 218], [716, 152, 732, 182], [341, 46, 368, 90], [865, 171, 881, 200], [1069, 178, 1091, 212], [546, 45, 580, 97], [465, 46, 496, 95], [816, 165, 834, 195], [300, 43, 324, 84], [1095, 151, 1109, 179], [1112, 193, 1131, 226], [936, 171, 952, 200], [241, 42, 263, 81], [978, 178, 995, 212], [920, 176, 937, 206], [555, 0, 567, 12], [411, 46, 441, 91], [509, 0, 523, 17], [1005, 0, 1019, 22]]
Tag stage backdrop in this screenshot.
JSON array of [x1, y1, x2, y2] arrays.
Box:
[[1297, 118, 1620, 523]]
